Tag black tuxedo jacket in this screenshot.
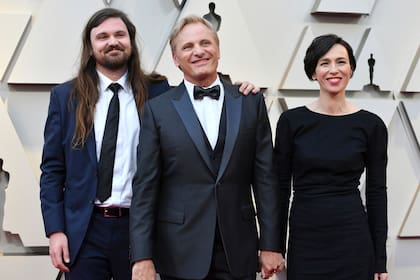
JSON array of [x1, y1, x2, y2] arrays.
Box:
[[130, 80, 280, 279]]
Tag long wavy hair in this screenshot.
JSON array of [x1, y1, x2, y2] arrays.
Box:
[[70, 8, 149, 148]]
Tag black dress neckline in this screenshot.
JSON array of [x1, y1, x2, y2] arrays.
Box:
[[303, 105, 364, 118]]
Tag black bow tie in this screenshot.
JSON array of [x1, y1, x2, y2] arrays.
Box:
[[193, 85, 220, 100]]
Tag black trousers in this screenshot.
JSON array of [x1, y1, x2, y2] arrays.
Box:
[[160, 225, 255, 280]]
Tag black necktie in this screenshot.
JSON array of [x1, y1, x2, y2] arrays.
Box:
[[97, 83, 121, 202], [193, 85, 220, 100]]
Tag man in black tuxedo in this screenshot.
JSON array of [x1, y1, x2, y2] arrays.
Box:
[[130, 15, 283, 280]]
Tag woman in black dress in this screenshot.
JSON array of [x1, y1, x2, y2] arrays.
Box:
[[274, 34, 388, 280]]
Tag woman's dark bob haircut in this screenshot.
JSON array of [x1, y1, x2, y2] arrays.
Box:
[[304, 34, 356, 80]]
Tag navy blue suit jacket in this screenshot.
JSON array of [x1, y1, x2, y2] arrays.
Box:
[[40, 79, 170, 265]]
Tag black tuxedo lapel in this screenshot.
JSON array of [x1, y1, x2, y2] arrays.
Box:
[[171, 84, 214, 175], [217, 83, 241, 181]]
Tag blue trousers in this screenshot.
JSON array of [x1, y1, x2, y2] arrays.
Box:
[[65, 213, 130, 280]]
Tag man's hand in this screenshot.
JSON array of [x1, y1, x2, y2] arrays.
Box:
[[234, 81, 260, 95], [259, 250, 285, 279], [374, 272, 388, 280], [132, 259, 156, 280], [49, 232, 70, 272]]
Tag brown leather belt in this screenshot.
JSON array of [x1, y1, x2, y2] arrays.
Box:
[[94, 206, 129, 218]]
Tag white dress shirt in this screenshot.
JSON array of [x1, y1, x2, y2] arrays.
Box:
[[184, 77, 225, 149], [94, 71, 139, 207]]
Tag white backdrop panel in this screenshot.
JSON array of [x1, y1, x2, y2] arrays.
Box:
[[0, 99, 46, 246], [0, 13, 30, 81], [8, 0, 180, 84], [312, 0, 376, 15]]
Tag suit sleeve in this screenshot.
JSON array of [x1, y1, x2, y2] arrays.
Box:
[[252, 94, 281, 252], [130, 101, 161, 263], [148, 79, 171, 99], [39, 88, 66, 237], [272, 112, 293, 255]]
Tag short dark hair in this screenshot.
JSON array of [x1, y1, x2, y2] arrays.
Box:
[[304, 34, 356, 80]]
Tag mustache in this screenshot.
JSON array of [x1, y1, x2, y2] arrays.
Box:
[[105, 45, 124, 53]]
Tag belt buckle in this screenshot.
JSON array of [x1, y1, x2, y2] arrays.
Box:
[[103, 207, 121, 218]]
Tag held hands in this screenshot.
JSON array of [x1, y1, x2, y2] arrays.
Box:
[[259, 250, 285, 279], [374, 272, 388, 280], [234, 81, 260, 95], [132, 259, 156, 280], [49, 232, 70, 272]]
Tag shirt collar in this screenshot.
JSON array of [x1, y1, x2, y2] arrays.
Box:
[[97, 70, 130, 94]]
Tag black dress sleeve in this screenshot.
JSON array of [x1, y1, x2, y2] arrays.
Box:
[[365, 116, 388, 273]]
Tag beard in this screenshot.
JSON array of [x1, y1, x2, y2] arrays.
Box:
[[97, 46, 131, 71], [103, 54, 129, 70]]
